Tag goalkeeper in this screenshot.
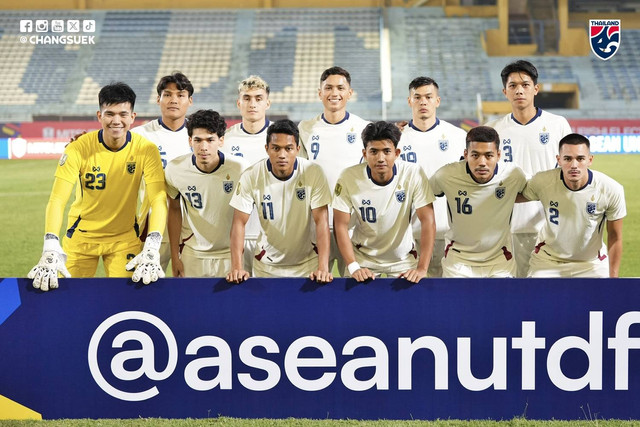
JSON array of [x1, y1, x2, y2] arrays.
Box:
[[28, 82, 167, 291]]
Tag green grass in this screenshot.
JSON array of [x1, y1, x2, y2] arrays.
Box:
[[1, 155, 639, 278], [1, 418, 640, 426]]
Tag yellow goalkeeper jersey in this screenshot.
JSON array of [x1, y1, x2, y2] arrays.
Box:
[[55, 130, 165, 242]]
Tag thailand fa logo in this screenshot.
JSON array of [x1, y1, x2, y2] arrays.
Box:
[[590, 20, 620, 61], [296, 188, 306, 201], [586, 202, 597, 215], [223, 181, 233, 194], [395, 190, 406, 203], [126, 162, 136, 174], [346, 133, 356, 144], [539, 132, 549, 145], [438, 139, 449, 151], [495, 187, 506, 199]]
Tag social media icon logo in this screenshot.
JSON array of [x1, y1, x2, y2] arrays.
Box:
[[19, 20, 32, 32], [51, 20, 64, 32], [35, 20, 48, 32], [83, 20, 95, 32], [67, 20, 79, 32]]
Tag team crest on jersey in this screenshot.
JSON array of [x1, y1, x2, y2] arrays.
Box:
[[495, 186, 506, 199], [296, 188, 306, 201], [590, 20, 620, 61], [439, 139, 449, 151], [58, 153, 67, 166], [126, 162, 136, 174], [586, 202, 597, 215], [395, 190, 406, 203], [539, 132, 549, 145], [223, 181, 234, 194], [347, 133, 357, 144]]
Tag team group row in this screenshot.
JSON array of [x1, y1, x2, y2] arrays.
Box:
[[27, 61, 626, 291]]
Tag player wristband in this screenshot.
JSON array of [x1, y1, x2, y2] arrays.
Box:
[[347, 262, 361, 276]]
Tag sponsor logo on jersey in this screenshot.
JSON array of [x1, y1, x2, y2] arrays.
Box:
[[395, 190, 406, 203], [296, 188, 306, 201], [223, 181, 233, 194], [439, 139, 449, 151], [59, 153, 67, 166], [590, 20, 620, 61], [587, 202, 597, 215], [495, 187, 506, 199], [347, 133, 356, 144], [126, 162, 136, 174], [539, 132, 549, 145]]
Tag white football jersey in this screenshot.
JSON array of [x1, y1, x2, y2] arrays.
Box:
[[400, 118, 466, 239], [298, 112, 369, 190], [332, 161, 435, 265], [230, 158, 331, 266], [522, 168, 626, 262], [485, 109, 571, 233], [222, 121, 270, 167], [430, 161, 527, 264], [165, 152, 246, 256], [222, 121, 271, 240]]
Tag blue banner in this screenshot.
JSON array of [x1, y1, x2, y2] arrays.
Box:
[[1, 277, 639, 420]]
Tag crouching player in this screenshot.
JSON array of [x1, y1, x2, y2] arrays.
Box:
[[429, 126, 526, 277], [520, 133, 625, 277], [165, 110, 246, 277], [332, 121, 436, 283], [226, 119, 333, 283]]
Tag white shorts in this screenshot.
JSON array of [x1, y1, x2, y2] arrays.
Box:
[[441, 250, 516, 278], [252, 256, 318, 278], [243, 238, 256, 276], [181, 246, 231, 278], [513, 233, 537, 278], [527, 251, 609, 278], [345, 252, 418, 278]]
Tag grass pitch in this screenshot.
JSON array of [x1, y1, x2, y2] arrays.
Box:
[[0, 155, 639, 278]]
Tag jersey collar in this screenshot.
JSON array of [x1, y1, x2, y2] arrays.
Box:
[[321, 111, 350, 125], [465, 162, 499, 183], [191, 151, 225, 174], [408, 118, 440, 132], [511, 107, 542, 126], [241, 120, 270, 135], [366, 163, 397, 186], [158, 117, 186, 132], [98, 129, 131, 152], [266, 158, 298, 181], [560, 169, 593, 191]]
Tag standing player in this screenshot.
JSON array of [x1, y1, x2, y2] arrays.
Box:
[[401, 76, 466, 277], [430, 126, 527, 278], [165, 110, 246, 277], [333, 121, 436, 282], [132, 72, 194, 271], [28, 82, 167, 290], [485, 60, 571, 277], [226, 120, 332, 283], [298, 66, 370, 273], [520, 133, 625, 277], [222, 75, 272, 273]]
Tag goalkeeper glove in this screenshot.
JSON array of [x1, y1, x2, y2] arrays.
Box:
[[27, 234, 71, 291], [126, 231, 164, 284]]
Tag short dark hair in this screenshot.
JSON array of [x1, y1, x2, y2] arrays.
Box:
[[361, 121, 402, 149], [500, 60, 539, 87], [559, 133, 590, 152], [157, 72, 194, 97], [267, 119, 300, 146], [409, 76, 439, 92], [98, 82, 136, 110], [466, 126, 500, 150], [320, 66, 351, 86], [186, 110, 226, 138]]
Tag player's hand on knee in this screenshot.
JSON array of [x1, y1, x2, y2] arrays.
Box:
[[126, 232, 165, 285], [310, 269, 333, 284], [28, 234, 71, 292], [226, 269, 249, 284], [399, 268, 427, 283]]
